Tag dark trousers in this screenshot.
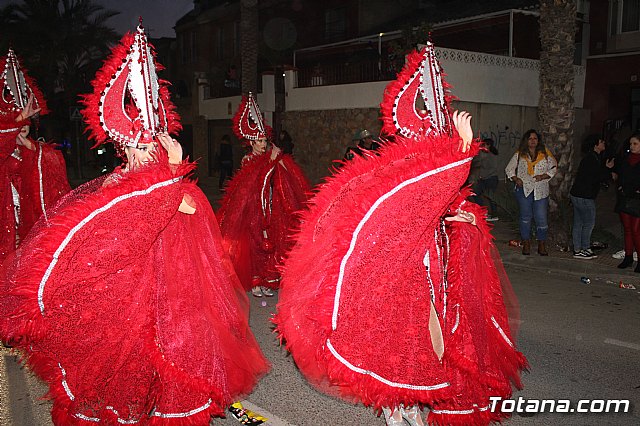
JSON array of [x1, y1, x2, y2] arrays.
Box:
[[471, 176, 498, 215], [219, 161, 233, 189]]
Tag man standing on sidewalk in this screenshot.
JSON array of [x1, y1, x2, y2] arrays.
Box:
[[570, 135, 614, 259]]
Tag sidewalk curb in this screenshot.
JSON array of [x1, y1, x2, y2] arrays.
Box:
[[498, 247, 640, 284]]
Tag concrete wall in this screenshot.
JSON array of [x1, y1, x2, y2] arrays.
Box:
[[454, 101, 590, 179], [281, 108, 382, 183]]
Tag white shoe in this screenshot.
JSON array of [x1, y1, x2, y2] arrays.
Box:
[[260, 286, 275, 297], [400, 405, 425, 426], [612, 250, 625, 259], [251, 287, 263, 297], [382, 408, 404, 426], [612, 250, 638, 260]]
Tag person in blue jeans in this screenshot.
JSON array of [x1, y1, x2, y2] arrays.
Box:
[[570, 135, 614, 259], [505, 130, 557, 255]]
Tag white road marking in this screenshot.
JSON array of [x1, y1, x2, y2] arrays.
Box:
[[240, 400, 294, 426], [604, 338, 640, 351]]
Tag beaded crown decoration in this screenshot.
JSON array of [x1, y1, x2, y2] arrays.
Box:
[[380, 41, 454, 138], [0, 48, 49, 118], [232, 92, 272, 144], [81, 20, 180, 155]]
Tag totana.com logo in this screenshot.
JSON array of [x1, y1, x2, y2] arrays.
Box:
[[489, 397, 630, 414]]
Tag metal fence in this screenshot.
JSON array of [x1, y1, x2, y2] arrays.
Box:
[[296, 58, 398, 88]]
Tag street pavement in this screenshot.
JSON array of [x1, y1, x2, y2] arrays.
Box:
[[1, 176, 639, 425]]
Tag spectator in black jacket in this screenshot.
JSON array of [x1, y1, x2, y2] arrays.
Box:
[[613, 131, 640, 270], [570, 135, 614, 259]]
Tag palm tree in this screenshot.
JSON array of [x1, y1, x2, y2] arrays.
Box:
[[240, 0, 258, 95], [538, 0, 577, 246], [0, 0, 120, 136]]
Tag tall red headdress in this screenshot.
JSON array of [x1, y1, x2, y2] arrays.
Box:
[[232, 92, 272, 144], [0, 48, 49, 118], [380, 41, 454, 139], [81, 21, 180, 155]]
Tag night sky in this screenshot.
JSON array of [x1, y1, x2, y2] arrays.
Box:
[[96, 0, 194, 37], [0, 0, 194, 38]]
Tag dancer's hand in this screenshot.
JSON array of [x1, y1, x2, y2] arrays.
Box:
[[270, 144, 281, 160], [445, 210, 476, 225], [452, 110, 473, 153], [157, 132, 183, 164], [178, 194, 196, 214], [15, 94, 41, 122]]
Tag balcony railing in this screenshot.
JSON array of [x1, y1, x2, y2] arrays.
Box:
[[203, 76, 265, 99], [296, 58, 400, 88]]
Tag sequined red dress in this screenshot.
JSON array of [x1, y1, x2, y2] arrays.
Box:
[[274, 137, 527, 425], [217, 151, 309, 290], [0, 129, 70, 263], [0, 126, 21, 262], [0, 160, 269, 425]]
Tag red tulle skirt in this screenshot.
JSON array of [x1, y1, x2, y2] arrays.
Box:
[[217, 152, 309, 290], [0, 161, 269, 425], [275, 137, 527, 425], [0, 139, 70, 263]]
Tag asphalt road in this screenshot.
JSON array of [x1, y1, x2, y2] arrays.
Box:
[[1, 264, 639, 426]]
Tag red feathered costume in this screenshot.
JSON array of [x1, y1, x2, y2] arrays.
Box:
[[274, 44, 527, 425], [218, 95, 310, 291], [0, 124, 21, 262], [0, 23, 269, 425], [1, 130, 70, 263], [0, 49, 70, 263]]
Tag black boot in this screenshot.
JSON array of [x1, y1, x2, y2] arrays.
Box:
[[618, 255, 634, 269], [635, 262, 640, 273]]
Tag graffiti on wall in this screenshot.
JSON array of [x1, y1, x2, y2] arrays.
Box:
[[479, 125, 522, 151]]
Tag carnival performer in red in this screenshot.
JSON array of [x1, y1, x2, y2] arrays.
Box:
[[218, 93, 310, 297], [0, 48, 70, 263], [0, 22, 269, 425], [275, 43, 527, 425]]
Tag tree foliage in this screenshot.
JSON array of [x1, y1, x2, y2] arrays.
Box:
[[0, 0, 120, 136]]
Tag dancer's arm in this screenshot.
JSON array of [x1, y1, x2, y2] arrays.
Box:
[[157, 133, 196, 214]]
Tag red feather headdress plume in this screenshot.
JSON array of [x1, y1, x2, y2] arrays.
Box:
[[232, 92, 272, 144], [380, 41, 454, 138], [81, 21, 181, 155], [0, 48, 49, 118]]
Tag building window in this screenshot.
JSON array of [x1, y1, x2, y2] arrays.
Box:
[[325, 7, 347, 41], [191, 31, 198, 63], [610, 0, 640, 35], [215, 27, 224, 60], [179, 34, 188, 64], [233, 21, 240, 57]]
